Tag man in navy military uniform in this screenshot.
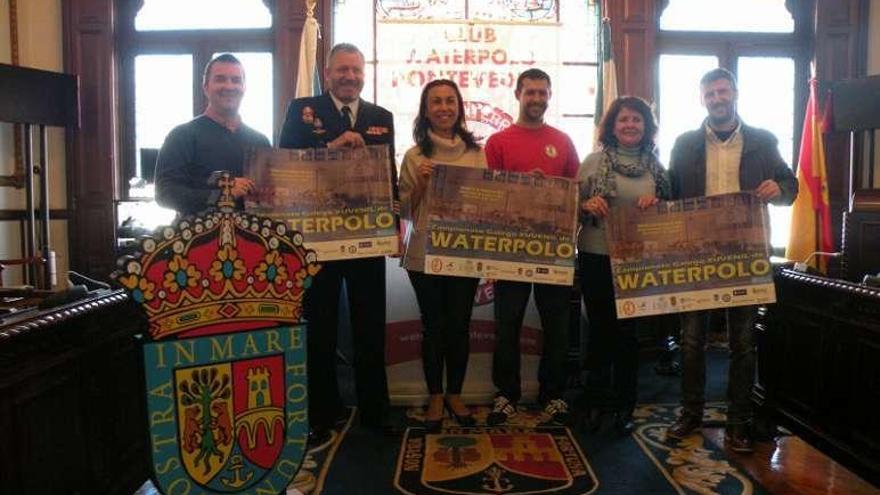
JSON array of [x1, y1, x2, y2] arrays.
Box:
[[279, 43, 396, 441]]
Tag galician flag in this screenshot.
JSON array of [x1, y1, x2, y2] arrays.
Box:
[[593, 4, 618, 151], [295, 0, 322, 98]]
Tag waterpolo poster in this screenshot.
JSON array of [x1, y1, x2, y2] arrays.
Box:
[[245, 145, 398, 261], [423, 165, 577, 285], [606, 192, 776, 319]]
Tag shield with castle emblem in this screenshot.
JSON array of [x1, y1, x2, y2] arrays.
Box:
[[144, 328, 307, 493], [396, 427, 597, 495], [115, 174, 321, 495]]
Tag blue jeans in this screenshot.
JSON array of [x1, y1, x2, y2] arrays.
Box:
[[680, 306, 756, 424]]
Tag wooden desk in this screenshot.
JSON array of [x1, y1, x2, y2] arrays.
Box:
[[755, 268, 880, 485], [0, 289, 149, 494]]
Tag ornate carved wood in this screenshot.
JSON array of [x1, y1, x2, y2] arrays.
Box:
[[0, 290, 149, 494], [756, 268, 880, 485]]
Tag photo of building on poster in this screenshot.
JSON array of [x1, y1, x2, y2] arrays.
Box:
[[244, 145, 398, 261], [423, 165, 577, 285], [606, 192, 776, 318]]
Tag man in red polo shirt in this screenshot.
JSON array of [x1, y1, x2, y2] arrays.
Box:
[[484, 68, 579, 426]]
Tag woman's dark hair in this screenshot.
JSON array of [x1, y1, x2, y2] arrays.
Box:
[[597, 95, 658, 149], [413, 79, 479, 157]]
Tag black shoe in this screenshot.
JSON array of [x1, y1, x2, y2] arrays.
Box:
[[423, 417, 442, 433], [667, 414, 702, 439], [614, 411, 635, 435], [654, 361, 681, 376], [445, 404, 476, 427], [724, 423, 754, 453], [582, 407, 603, 432], [307, 426, 332, 448], [424, 399, 445, 432], [487, 395, 517, 426]]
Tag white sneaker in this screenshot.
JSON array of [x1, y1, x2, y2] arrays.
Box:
[[543, 398, 570, 425], [487, 395, 517, 426]]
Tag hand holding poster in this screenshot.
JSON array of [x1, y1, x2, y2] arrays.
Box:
[[606, 192, 776, 318], [424, 165, 577, 285], [244, 145, 398, 261]]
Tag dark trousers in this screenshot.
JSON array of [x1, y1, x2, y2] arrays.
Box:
[[304, 257, 389, 429], [579, 252, 638, 413], [680, 306, 756, 424], [492, 280, 570, 403], [407, 271, 479, 395]]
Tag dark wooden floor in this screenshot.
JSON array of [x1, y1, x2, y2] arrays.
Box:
[[704, 428, 879, 495]]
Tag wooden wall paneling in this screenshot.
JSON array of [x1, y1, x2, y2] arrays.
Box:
[[852, 337, 880, 451], [274, 0, 308, 140], [13, 366, 88, 492], [609, 0, 657, 101], [621, 28, 651, 99], [622, 0, 651, 23], [816, 0, 868, 254], [63, 0, 118, 281]]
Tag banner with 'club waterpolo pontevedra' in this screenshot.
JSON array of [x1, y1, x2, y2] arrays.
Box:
[[422, 165, 578, 285], [606, 192, 776, 319]]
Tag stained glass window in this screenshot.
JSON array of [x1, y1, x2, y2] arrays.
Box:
[[336, 0, 599, 161]]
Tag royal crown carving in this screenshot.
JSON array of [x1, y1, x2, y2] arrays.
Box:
[[114, 175, 321, 340]]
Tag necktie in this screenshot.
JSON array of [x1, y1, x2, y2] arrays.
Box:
[[340, 105, 353, 130]]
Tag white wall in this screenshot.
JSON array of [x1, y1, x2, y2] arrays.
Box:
[[0, 0, 68, 287]]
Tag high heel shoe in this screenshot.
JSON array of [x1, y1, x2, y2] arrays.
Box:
[[424, 416, 443, 433], [445, 403, 476, 427], [424, 396, 444, 432]]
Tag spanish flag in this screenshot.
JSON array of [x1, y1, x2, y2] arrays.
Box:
[[786, 79, 833, 271]]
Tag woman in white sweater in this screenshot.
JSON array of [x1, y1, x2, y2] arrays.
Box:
[[399, 79, 487, 430], [578, 96, 670, 434]]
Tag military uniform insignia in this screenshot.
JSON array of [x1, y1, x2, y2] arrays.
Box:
[[366, 126, 389, 135], [544, 144, 557, 158], [301, 106, 315, 125], [313, 117, 325, 134]]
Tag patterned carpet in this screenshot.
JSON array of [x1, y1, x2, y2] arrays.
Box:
[[137, 350, 777, 494], [276, 402, 769, 495]]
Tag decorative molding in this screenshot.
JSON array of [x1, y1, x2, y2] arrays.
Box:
[[0, 289, 130, 341], [778, 268, 880, 298]]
